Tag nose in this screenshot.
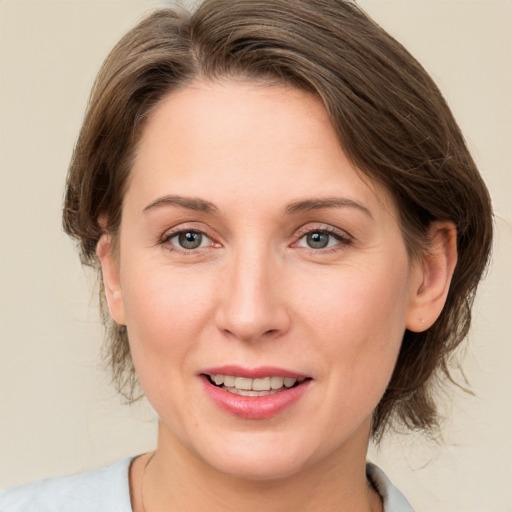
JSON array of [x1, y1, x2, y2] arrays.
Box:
[[214, 244, 291, 343]]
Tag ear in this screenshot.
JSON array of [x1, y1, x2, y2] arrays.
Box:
[[96, 234, 126, 326], [406, 221, 458, 333]]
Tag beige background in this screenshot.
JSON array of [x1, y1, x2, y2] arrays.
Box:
[[0, 1, 510, 510]]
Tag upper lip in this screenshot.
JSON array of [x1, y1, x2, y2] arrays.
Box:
[[199, 365, 309, 380]]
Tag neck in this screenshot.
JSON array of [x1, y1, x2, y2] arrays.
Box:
[[130, 422, 382, 512]]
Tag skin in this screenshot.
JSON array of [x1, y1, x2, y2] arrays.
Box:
[[98, 80, 457, 512]]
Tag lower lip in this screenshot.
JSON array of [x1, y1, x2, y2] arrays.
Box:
[[201, 378, 311, 420]]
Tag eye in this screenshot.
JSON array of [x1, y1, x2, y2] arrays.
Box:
[[304, 232, 332, 249], [168, 230, 211, 250], [295, 229, 350, 250]]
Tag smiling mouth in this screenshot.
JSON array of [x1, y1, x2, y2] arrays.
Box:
[[203, 374, 307, 397]]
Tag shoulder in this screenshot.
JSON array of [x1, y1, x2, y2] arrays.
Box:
[[0, 458, 134, 512], [366, 463, 415, 512]]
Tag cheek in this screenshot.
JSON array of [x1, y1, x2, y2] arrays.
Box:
[[296, 257, 410, 407], [119, 264, 217, 382], [299, 256, 410, 341]]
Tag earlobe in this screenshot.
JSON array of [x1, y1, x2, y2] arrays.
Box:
[[96, 234, 126, 326], [406, 221, 458, 333]]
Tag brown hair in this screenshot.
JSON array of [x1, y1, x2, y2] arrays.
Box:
[[63, 0, 493, 439]]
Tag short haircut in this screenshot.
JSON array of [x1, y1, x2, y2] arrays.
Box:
[[63, 0, 493, 439]]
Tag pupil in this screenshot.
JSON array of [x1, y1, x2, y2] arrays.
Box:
[[307, 232, 329, 249], [179, 231, 202, 249]]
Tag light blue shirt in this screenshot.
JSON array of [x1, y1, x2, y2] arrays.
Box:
[[0, 458, 414, 511]]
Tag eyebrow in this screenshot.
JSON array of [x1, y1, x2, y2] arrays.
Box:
[[143, 195, 218, 214], [285, 197, 373, 219], [143, 194, 372, 218]]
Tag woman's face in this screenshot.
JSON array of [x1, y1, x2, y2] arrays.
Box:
[[101, 80, 424, 479]]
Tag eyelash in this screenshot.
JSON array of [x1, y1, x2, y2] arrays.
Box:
[[293, 226, 353, 253], [159, 225, 353, 254], [159, 227, 218, 254]]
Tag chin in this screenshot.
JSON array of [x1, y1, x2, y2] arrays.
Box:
[[193, 430, 320, 482], [210, 453, 309, 482]]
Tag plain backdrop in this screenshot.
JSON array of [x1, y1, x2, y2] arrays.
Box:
[[0, 1, 510, 510]]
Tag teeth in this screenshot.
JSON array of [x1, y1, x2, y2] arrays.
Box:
[[223, 375, 236, 387], [284, 377, 296, 388], [270, 376, 284, 389], [225, 388, 281, 396], [234, 377, 252, 390], [209, 374, 299, 391], [252, 378, 271, 391]]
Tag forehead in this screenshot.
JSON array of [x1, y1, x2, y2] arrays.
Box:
[[139, 80, 335, 166], [127, 79, 396, 218]]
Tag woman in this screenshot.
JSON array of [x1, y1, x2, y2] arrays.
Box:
[[0, 0, 493, 510]]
